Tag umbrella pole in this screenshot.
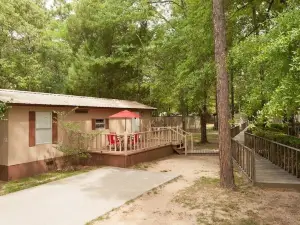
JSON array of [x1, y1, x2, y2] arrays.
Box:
[[125, 118, 126, 132]]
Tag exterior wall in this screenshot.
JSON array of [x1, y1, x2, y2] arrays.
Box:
[[0, 119, 8, 166], [87, 145, 174, 168], [0, 118, 9, 180], [7, 105, 152, 166], [125, 145, 174, 167], [4, 145, 173, 180], [140, 111, 152, 131], [109, 110, 152, 133]]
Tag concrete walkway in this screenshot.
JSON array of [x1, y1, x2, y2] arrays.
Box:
[[0, 167, 178, 225]]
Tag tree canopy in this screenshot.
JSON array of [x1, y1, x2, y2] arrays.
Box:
[[0, 0, 299, 122]]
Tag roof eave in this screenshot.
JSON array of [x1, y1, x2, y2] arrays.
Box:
[[7, 103, 156, 110]]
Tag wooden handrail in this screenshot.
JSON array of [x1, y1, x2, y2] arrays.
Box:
[[89, 127, 194, 154], [232, 139, 256, 183], [231, 125, 240, 138], [245, 132, 300, 152], [245, 132, 300, 178], [169, 127, 194, 154]]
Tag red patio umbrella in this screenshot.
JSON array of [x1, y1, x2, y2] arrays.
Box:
[[109, 110, 140, 131]]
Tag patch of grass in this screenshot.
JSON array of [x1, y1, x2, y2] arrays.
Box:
[[235, 218, 259, 225], [199, 177, 220, 185], [131, 161, 157, 171], [0, 167, 96, 196], [197, 217, 259, 225], [193, 129, 219, 150], [234, 173, 246, 186], [86, 214, 110, 225], [125, 199, 135, 205], [222, 202, 240, 212], [197, 216, 211, 225], [174, 177, 220, 209], [147, 186, 161, 196], [132, 163, 149, 170]]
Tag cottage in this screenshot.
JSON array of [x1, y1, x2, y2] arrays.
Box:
[[0, 89, 161, 180]]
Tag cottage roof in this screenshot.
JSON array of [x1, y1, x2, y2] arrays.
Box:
[[0, 89, 155, 110]]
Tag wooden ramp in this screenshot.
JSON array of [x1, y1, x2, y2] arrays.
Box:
[[255, 154, 300, 189]]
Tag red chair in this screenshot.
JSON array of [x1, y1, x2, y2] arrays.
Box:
[[129, 133, 139, 146], [107, 134, 119, 146]]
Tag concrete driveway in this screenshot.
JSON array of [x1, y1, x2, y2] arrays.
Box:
[[0, 167, 178, 225]]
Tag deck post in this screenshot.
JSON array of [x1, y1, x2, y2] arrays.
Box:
[[191, 134, 194, 152], [252, 145, 256, 184], [124, 133, 128, 155], [185, 135, 187, 156]]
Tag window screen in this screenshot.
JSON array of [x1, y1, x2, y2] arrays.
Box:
[[36, 112, 52, 144], [95, 119, 105, 129]]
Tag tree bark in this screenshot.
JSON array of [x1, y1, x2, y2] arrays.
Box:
[[179, 88, 187, 130], [212, 0, 235, 189], [200, 104, 208, 143]]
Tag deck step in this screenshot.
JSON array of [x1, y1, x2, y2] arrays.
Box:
[[172, 144, 185, 155]]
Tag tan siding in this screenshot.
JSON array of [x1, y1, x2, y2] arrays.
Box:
[[7, 106, 152, 165], [0, 118, 8, 166]]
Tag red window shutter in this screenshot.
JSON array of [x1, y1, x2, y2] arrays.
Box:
[[92, 119, 96, 130], [29, 111, 35, 147], [105, 119, 109, 129], [52, 112, 58, 144]]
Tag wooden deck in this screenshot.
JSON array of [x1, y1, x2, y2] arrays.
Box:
[[187, 149, 219, 155], [255, 154, 300, 189]]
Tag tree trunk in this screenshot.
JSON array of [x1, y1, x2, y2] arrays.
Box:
[[200, 105, 208, 143], [182, 116, 186, 131], [179, 88, 187, 130], [289, 114, 296, 136], [213, 0, 235, 189]]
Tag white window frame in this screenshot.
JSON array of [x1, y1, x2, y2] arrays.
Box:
[[95, 119, 105, 130], [35, 112, 52, 145]]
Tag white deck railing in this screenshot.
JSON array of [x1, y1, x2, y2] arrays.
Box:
[[88, 127, 193, 155]]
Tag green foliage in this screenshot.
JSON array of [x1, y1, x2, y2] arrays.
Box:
[[0, 0, 72, 93], [229, 1, 300, 120], [254, 123, 287, 132], [249, 127, 300, 149], [0, 102, 10, 120], [65, 0, 155, 101], [1, 0, 299, 123], [0, 169, 93, 196], [55, 110, 100, 165], [149, 0, 216, 115]]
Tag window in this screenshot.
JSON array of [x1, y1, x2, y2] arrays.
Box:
[[95, 119, 105, 129], [36, 112, 52, 144]]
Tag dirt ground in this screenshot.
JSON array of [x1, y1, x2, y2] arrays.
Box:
[[92, 155, 300, 225]]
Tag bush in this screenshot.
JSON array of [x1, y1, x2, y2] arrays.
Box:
[[55, 110, 101, 167], [248, 127, 300, 149], [254, 123, 287, 132]]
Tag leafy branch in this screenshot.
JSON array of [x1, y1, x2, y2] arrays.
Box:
[[55, 109, 102, 167], [0, 101, 11, 120]]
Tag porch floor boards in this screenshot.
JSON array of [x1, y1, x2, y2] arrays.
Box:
[[187, 149, 219, 154]]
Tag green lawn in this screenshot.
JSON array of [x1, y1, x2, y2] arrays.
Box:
[[0, 167, 96, 196], [192, 125, 219, 150]]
